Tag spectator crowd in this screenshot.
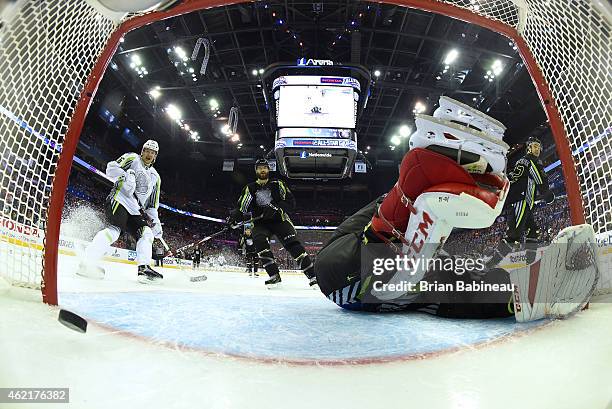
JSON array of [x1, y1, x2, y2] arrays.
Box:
[[62, 166, 572, 269]]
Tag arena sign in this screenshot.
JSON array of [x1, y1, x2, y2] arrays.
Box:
[[262, 62, 371, 180], [297, 58, 334, 66]]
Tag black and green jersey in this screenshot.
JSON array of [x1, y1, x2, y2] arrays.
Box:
[[507, 153, 550, 208], [236, 179, 295, 221]]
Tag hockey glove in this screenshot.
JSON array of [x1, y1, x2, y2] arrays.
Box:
[[262, 204, 281, 220], [122, 169, 137, 196], [227, 210, 243, 228], [152, 222, 163, 239]]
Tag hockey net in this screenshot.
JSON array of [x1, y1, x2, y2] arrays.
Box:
[[0, 0, 609, 304]]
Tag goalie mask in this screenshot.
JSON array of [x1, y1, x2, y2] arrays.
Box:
[[408, 96, 509, 176]]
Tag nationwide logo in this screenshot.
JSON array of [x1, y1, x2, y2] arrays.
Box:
[[294, 140, 314, 146], [307, 152, 332, 158]]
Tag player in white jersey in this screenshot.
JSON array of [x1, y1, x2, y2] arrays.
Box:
[[217, 254, 226, 266], [77, 140, 164, 284]]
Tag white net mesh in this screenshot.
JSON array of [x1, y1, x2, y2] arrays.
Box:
[[0, 0, 609, 297], [0, 0, 118, 289], [436, 0, 612, 235]]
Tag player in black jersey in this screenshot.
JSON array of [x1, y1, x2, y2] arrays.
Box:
[[192, 247, 202, 269], [487, 136, 555, 266], [240, 226, 259, 276], [229, 159, 317, 288]]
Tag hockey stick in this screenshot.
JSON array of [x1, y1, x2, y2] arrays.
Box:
[[174, 215, 263, 255], [158, 237, 208, 282]]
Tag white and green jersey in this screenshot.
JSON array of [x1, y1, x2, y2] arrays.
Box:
[[106, 152, 161, 222]]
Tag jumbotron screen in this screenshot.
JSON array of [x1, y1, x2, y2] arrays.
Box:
[[277, 84, 356, 129]]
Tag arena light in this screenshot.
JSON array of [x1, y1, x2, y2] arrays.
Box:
[[390, 135, 401, 146], [209, 98, 219, 110], [221, 124, 230, 134], [174, 46, 188, 61], [259, 145, 265, 149], [444, 49, 459, 65], [258, 68, 264, 74], [130, 54, 142, 67], [165, 104, 182, 121], [148, 86, 161, 99], [399, 125, 411, 138], [374, 70, 381, 77], [413, 101, 426, 114], [252, 69, 258, 75], [491, 59, 504, 76], [366, 145, 371, 150], [231, 134, 240, 143]]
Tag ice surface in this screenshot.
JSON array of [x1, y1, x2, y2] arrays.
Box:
[[1, 254, 611, 409]]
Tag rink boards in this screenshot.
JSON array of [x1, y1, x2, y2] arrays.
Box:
[[1, 216, 611, 291]]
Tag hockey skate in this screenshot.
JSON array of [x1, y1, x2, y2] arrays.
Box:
[[265, 273, 282, 289], [75, 262, 105, 280], [484, 239, 519, 269], [137, 265, 163, 284], [308, 275, 319, 290]]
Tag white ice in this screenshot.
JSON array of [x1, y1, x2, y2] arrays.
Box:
[[1, 254, 611, 409]]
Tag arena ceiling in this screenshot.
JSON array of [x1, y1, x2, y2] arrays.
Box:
[[85, 0, 551, 166]]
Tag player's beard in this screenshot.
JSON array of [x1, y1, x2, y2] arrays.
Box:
[[256, 169, 269, 181]]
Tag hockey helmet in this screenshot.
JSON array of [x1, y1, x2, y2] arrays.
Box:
[[254, 158, 270, 170], [142, 139, 159, 153]]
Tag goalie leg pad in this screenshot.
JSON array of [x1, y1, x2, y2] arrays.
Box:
[[509, 224, 600, 322]]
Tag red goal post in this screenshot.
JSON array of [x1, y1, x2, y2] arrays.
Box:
[[0, 0, 608, 305]]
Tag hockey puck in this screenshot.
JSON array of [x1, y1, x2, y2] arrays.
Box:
[[58, 309, 87, 333]]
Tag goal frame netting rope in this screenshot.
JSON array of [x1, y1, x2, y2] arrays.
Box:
[[0, 0, 609, 304]]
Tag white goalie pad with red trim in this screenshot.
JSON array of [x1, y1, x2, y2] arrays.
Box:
[[509, 224, 600, 322]]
